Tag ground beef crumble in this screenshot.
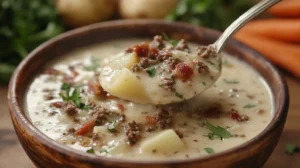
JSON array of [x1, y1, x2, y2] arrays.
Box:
[[160, 77, 175, 91], [174, 39, 190, 52], [125, 121, 140, 145], [196, 61, 209, 74], [155, 108, 172, 129], [63, 102, 78, 116], [197, 45, 217, 58]]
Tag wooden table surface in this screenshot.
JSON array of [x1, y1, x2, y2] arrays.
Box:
[[0, 75, 299, 168]]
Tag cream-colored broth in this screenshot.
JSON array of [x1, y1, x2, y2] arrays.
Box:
[[26, 39, 273, 160]]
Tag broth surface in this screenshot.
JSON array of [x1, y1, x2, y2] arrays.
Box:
[[25, 38, 273, 160]]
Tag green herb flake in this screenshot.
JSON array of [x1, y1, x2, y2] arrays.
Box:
[[204, 147, 215, 154], [243, 104, 256, 108], [59, 83, 90, 110], [86, 148, 95, 154], [162, 33, 179, 46], [84, 57, 100, 71], [223, 59, 233, 67], [175, 92, 184, 99], [107, 121, 117, 133], [100, 148, 109, 154], [223, 79, 240, 84], [285, 144, 299, 155], [205, 120, 232, 140], [202, 81, 206, 86], [146, 67, 156, 77]]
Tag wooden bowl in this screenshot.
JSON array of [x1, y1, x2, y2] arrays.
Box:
[[8, 20, 289, 168]]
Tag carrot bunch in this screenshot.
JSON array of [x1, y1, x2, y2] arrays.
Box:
[[234, 0, 300, 77]]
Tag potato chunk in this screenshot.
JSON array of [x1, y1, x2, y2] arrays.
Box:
[[140, 129, 185, 154], [100, 68, 150, 104], [109, 53, 139, 69]]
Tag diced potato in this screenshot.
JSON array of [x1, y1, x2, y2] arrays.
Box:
[[140, 129, 185, 154], [109, 53, 139, 69], [100, 68, 150, 104], [93, 126, 107, 134]]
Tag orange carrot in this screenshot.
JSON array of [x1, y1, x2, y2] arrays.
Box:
[[234, 32, 300, 77], [239, 19, 300, 42], [268, 0, 300, 17], [75, 119, 95, 136]]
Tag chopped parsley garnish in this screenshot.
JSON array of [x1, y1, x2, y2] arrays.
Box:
[[205, 120, 232, 140], [59, 83, 90, 110], [223, 79, 240, 84], [223, 59, 233, 67], [146, 67, 156, 77], [162, 33, 179, 46], [86, 148, 95, 154], [207, 61, 215, 66], [204, 147, 215, 154], [100, 148, 109, 154], [202, 81, 206, 86], [175, 92, 184, 99], [285, 144, 299, 155], [84, 57, 100, 71], [243, 104, 256, 108], [107, 121, 117, 133]]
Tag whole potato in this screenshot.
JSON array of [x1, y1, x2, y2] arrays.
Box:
[[119, 0, 178, 19], [56, 0, 116, 28]]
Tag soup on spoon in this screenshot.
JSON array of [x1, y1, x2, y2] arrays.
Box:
[[100, 35, 221, 104]]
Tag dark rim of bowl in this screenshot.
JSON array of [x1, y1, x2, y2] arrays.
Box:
[[8, 19, 289, 165]]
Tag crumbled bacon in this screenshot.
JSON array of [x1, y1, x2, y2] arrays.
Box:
[[117, 103, 126, 113], [88, 77, 106, 97], [50, 101, 64, 108], [175, 63, 194, 81], [45, 68, 61, 76], [145, 116, 157, 125], [133, 43, 149, 57], [230, 109, 250, 122]]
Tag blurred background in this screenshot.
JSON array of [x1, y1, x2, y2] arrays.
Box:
[[0, 0, 299, 167]]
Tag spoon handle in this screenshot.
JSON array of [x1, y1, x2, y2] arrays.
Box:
[[214, 0, 281, 53]]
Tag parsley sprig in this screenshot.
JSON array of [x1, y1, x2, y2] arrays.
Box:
[[205, 120, 232, 140], [162, 33, 179, 46], [59, 83, 91, 110]]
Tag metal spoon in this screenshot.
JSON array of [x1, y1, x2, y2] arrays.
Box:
[[213, 0, 281, 53]]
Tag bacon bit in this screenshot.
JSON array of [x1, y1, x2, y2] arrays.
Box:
[[201, 104, 222, 117], [88, 77, 106, 97], [175, 63, 194, 81], [69, 66, 79, 77], [50, 101, 64, 108], [117, 103, 126, 113], [149, 47, 159, 59], [230, 109, 250, 122], [133, 43, 149, 57], [75, 119, 95, 136], [145, 116, 157, 125], [45, 68, 61, 76], [63, 75, 74, 86]]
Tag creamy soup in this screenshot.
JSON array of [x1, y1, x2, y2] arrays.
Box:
[[25, 38, 273, 160]]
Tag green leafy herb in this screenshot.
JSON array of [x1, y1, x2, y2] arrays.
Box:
[[243, 104, 256, 108], [86, 148, 95, 154], [207, 61, 215, 66], [84, 57, 100, 71], [162, 33, 179, 46], [223, 79, 240, 84], [146, 67, 156, 77], [0, 0, 65, 83], [107, 121, 117, 133], [202, 81, 206, 86], [223, 59, 233, 67], [100, 148, 109, 154], [175, 92, 184, 99], [59, 83, 90, 110], [285, 144, 299, 155], [166, 0, 254, 31], [205, 120, 232, 140], [204, 147, 215, 154]]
